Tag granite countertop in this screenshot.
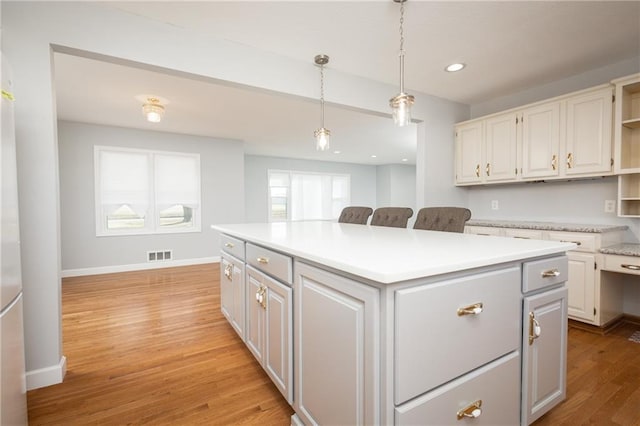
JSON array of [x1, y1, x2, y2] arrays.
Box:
[[599, 243, 640, 257], [212, 221, 574, 284], [467, 219, 628, 234]]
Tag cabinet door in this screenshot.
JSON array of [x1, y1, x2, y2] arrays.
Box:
[[521, 101, 561, 178], [566, 252, 596, 322], [565, 87, 613, 176], [245, 267, 265, 364], [485, 112, 518, 182], [294, 261, 380, 426], [522, 286, 568, 425], [264, 274, 293, 404], [221, 255, 245, 339], [455, 121, 483, 184], [220, 257, 234, 323]]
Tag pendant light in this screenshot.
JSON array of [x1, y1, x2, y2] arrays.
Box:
[[389, 0, 414, 127], [314, 54, 330, 151]]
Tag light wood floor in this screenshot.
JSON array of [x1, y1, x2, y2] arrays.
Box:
[[27, 264, 640, 425]]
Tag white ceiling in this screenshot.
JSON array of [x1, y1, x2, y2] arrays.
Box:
[[53, 1, 640, 166]]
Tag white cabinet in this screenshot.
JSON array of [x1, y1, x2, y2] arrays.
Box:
[[455, 84, 614, 186], [521, 101, 561, 178], [220, 253, 245, 339], [455, 120, 483, 184], [293, 261, 380, 426], [565, 86, 614, 176], [564, 252, 596, 322], [521, 286, 568, 425], [245, 265, 293, 403]]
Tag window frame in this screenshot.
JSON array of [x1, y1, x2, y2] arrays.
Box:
[[94, 145, 201, 236]]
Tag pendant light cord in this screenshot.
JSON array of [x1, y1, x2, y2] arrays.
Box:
[[398, 0, 406, 94], [320, 63, 325, 128]]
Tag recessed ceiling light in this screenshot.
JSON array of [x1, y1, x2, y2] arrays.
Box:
[[371, 155, 377, 158], [333, 150, 341, 154], [445, 63, 466, 72], [402, 158, 408, 162]]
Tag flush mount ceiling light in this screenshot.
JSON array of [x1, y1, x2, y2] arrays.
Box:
[[445, 63, 466, 72], [141, 96, 165, 123], [389, 0, 414, 127], [314, 54, 331, 151]]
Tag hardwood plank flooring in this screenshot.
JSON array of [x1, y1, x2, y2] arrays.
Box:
[[28, 264, 640, 425], [27, 264, 294, 425]]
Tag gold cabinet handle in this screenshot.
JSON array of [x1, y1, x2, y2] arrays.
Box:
[[485, 163, 490, 176], [224, 242, 234, 249], [457, 302, 483, 316], [551, 154, 557, 171], [475, 164, 480, 178], [457, 400, 482, 420], [224, 263, 233, 280], [567, 152, 573, 169], [529, 312, 541, 345], [560, 240, 581, 246], [256, 257, 269, 264], [541, 269, 560, 278], [621, 264, 640, 271], [255, 285, 267, 309]]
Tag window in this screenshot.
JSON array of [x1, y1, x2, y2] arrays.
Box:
[[95, 146, 201, 236], [268, 170, 350, 222]]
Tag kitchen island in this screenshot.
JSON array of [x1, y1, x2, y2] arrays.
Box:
[[212, 221, 575, 425]]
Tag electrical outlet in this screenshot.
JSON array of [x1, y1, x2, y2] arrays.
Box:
[[491, 200, 499, 210], [604, 200, 616, 213]]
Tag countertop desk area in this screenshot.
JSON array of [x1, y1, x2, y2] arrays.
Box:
[[212, 221, 574, 425]]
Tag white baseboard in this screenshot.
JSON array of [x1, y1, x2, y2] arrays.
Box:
[[61, 256, 220, 278], [26, 355, 67, 390]]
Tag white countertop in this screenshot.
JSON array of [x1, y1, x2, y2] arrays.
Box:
[[212, 221, 575, 284]]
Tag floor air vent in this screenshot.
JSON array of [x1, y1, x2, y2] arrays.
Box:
[[147, 250, 172, 262]]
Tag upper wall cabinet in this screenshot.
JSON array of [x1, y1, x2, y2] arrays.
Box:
[[455, 84, 614, 186]]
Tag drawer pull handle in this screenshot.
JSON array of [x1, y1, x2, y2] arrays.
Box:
[[475, 164, 480, 178], [541, 269, 560, 278], [551, 154, 557, 171], [224, 242, 234, 249], [529, 312, 541, 345], [457, 302, 483, 316], [257, 257, 269, 264], [457, 400, 482, 420], [224, 264, 233, 281], [621, 264, 640, 271], [513, 236, 530, 239], [560, 240, 582, 246]]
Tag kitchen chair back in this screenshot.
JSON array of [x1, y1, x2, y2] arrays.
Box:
[[413, 207, 472, 233], [370, 207, 414, 228], [338, 206, 374, 225]]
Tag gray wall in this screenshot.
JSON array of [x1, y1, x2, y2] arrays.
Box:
[[58, 121, 244, 272], [376, 164, 416, 209], [244, 155, 378, 223]]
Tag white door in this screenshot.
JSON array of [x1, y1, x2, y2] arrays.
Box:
[[566, 252, 596, 323], [485, 112, 518, 182], [522, 286, 568, 425], [521, 101, 561, 178], [565, 87, 613, 175], [455, 121, 483, 184]]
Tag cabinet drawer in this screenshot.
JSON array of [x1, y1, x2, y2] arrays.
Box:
[[394, 267, 521, 404], [246, 243, 293, 285], [395, 351, 520, 426], [221, 234, 245, 260], [547, 231, 596, 252], [523, 256, 568, 293], [465, 226, 503, 236], [603, 254, 640, 275], [504, 228, 544, 240]]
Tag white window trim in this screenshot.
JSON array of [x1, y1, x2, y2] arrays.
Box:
[[267, 169, 350, 223], [94, 145, 201, 236]]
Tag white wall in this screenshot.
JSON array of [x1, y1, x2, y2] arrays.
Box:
[[3, 1, 465, 387], [376, 164, 416, 209], [244, 155, 377, 223], [58, 121, 244, 274]]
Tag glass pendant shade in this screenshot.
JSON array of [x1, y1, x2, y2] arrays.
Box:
[[390, 93, 415, 127], [314, 127, 331, 151], [142, 99, 165, 123]]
